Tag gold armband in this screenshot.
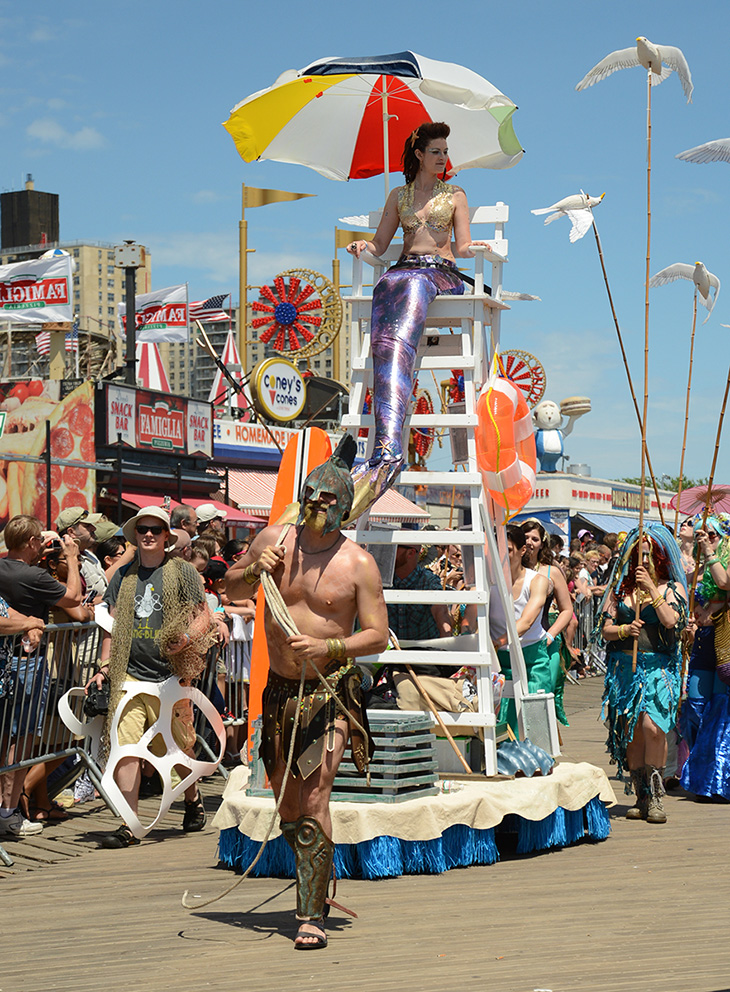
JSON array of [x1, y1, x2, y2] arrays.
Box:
[[242, 563, 260, 586], [325, 637, 347, 659]]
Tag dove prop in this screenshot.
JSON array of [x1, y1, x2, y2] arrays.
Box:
[[576, 36, 693, 102], [649, 262, 720, 324], [649, 262, 720, 532], [531, 191, 605, 243], [676, 138, 730, 164]]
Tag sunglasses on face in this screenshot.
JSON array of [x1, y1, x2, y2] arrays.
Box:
[[136, 524, 165, 536]]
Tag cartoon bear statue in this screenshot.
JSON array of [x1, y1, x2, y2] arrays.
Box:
[[532, 397, 591, 473]]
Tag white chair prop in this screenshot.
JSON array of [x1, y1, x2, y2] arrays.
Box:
[[60, 678, 225, 839]]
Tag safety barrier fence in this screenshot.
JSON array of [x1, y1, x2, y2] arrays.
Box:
[[0, 620, 251, 866], [573, 596, 606, 673]]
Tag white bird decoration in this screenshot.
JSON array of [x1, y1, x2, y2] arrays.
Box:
[[576, 36, 693, 102], [531, 191, 605, 242], [676, 139, 730, 164], [648, 262, 720, 323], [501, 291, 541, 302]]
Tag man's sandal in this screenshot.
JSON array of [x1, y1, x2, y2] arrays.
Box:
[[294, 920, 327, 950]]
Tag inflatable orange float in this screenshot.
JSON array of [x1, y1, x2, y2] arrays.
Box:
[[475, 376, 536, 515]]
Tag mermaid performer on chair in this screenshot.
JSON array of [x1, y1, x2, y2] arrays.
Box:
[[345, 121, 493, 520]]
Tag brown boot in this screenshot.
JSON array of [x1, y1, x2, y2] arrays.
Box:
[[646, 766, 667, 823], [626, 768, 648, 820]]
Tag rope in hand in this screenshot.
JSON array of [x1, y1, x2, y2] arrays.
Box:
[[181, 524, 370, 909]]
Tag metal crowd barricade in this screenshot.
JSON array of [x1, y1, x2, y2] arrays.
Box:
[[573, 596, 606, 674], [0, 621, 111, 866], [193, 628, 251, 776]]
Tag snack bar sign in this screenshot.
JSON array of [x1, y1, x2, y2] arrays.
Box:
[[137, 393, 186, 452], [104, 384, 211, 456], [0, 254, 73, 324]]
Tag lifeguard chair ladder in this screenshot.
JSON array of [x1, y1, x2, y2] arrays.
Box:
[[341, 202, 532, 775]]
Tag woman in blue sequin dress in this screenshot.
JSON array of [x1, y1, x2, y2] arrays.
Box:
[[681, 517, 730, 801]]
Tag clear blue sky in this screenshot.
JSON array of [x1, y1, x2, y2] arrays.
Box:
[[2, 0, 730, 484]]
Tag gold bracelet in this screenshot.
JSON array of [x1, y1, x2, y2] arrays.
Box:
[[618, 624, 627, 639], [325, 637, 346, 659], [651, 595, 664, 609], [242, 563, 260, 586]]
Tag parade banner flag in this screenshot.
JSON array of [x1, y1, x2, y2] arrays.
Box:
[[117, 284, 188, 343], [0, 254, 73, 324]]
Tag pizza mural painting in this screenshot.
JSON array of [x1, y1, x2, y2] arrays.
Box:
[[0, 380, 95, 530]]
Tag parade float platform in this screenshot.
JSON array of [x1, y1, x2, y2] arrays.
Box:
[[213, 761, 614, 880]]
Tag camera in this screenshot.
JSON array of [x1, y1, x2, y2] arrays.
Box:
[[84, 682, 110, 718]]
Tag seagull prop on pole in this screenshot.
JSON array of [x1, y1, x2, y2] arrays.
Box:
[[649, 262, 720, 324], [531, 191, 605, 243], [576, 35, 693, 671], [649, 262, 720, 534], [676, 138, 730, 164], [530, 189, 665, 522], [576, 36, 693, 102]]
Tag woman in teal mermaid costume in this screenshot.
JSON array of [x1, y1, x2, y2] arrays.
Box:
[[596, 523, 687, 823], [346, 121, 492, 519]]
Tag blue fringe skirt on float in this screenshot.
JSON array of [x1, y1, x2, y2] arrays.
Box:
[[602, 648, 680, 789], [216, 799, 610, 880]]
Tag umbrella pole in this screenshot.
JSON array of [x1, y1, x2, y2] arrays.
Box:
[[674, 289, 698, 537], [381, 77, 390, 200], [592, 220, 665, 525], [633, 69, 653, 674]]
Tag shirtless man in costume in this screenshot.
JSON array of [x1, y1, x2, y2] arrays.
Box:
[[226, 437, 388, 949]]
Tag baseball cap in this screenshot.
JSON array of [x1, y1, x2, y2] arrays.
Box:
[[56, 507, 104, 533], [196, 503, 227, 524], [93, 517, 123, 543]]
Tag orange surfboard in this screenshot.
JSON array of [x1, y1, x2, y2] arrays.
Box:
[[246, 427, 333, 761]]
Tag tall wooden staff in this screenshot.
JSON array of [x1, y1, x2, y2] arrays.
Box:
[[674, 290, 698, 536], [633, 69, 653, 674]]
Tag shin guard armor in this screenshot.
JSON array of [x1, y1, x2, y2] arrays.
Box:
[[293, 815, 334, 921]]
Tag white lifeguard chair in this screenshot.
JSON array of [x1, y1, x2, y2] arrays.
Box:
[[341, 202, 555, 775]]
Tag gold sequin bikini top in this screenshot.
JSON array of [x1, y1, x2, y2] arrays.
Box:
[[398, 178, 460, 235]]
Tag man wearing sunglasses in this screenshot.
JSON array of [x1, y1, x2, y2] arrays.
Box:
[[89, 506, 210, 849]]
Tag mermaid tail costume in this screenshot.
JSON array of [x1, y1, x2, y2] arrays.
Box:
[[348, 180, 465, 521]]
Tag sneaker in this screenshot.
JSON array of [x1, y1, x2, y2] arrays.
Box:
[[221, 708, 236, 726], [100, 824, 140, 849], [182, 793, 206, 833], [0, 809, 43, 837]]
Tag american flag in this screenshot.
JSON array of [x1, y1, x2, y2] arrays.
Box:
[[35, 320, 79, 356], [189, 294, 230, 323]]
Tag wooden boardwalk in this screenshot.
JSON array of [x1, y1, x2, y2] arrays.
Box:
[[4, 678, 730, 992]]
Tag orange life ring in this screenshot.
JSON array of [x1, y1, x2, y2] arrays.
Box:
[[475, 376, 536, 514]]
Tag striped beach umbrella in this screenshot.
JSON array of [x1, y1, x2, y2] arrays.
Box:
[[224, 51, 523, 193]]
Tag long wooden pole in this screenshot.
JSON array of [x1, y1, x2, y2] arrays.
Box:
[[633, 69, 653, 674], [592, 222, 665, 524], [673, 290, 698, 537], [404, 663, 473, 774]]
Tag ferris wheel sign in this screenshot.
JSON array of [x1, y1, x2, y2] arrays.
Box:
[[250, 356, 307, 423]]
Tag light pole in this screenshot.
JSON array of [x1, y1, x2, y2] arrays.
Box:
[[114, 241, 146, 386]]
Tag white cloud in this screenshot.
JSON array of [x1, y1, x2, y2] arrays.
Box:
[[30, 25, 54, 43], [146, 230, 331, 292], [191, 189, 228, 205], [26, 117, 105, 151]]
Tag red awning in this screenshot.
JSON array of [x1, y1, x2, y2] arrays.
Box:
[[120, 493, 263, 526], [226, 470, 429, 524], [184, 497, 266, 526]]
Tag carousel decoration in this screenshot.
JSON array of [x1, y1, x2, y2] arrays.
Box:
[[499, 350, 547, 408], [251, 268, 343, 363], [409, 389, 435, 465]]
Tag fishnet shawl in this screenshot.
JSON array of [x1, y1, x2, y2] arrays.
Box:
[[101, 556, 218, 761]]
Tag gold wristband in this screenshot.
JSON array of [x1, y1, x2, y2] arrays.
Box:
[[618, 624, 627, 639], [325, 637, 346, 659], [242, 563, 260, 586], [651, 595, 664, 609]]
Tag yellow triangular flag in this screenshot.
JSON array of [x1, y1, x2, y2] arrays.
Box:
[[243, 185, 314, 209]]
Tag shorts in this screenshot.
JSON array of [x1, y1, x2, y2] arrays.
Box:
[[116, 678, 196, 754]]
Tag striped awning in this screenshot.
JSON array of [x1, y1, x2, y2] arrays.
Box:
[[226, 469, 429, 524]]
